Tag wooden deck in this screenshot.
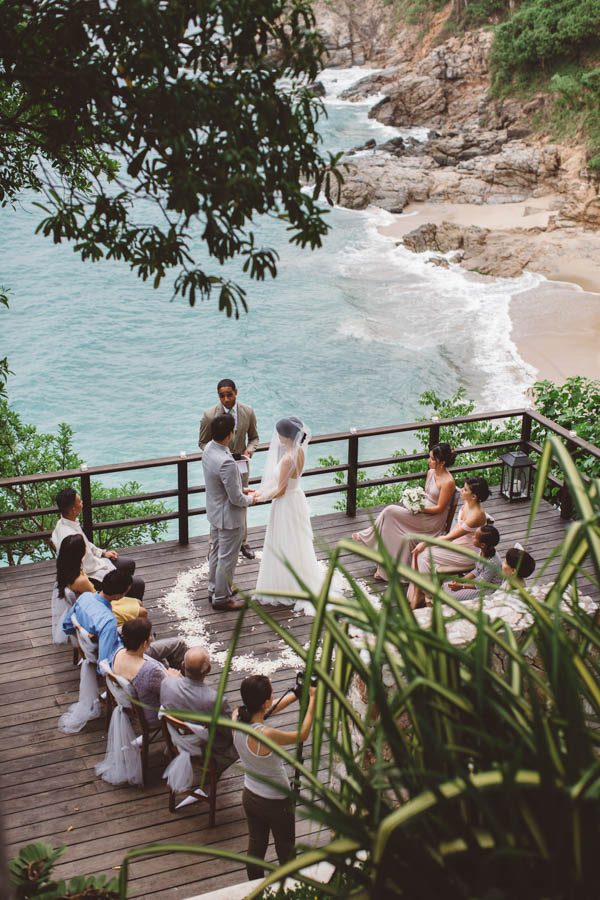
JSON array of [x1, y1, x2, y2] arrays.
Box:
[[0, 497, 593, 899]]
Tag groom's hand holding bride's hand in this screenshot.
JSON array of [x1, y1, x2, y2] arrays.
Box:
[[244, 488, 261, 504]]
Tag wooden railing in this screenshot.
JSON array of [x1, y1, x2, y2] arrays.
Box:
[[1, 408, 599, 553]]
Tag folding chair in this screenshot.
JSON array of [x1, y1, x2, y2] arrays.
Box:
[[96, 665, 144, 786], [104, 668, 162, 785], [58, 611, 102, 734], [161, 713, 218, 826]]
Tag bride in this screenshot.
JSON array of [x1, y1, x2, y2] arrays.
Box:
[[254, 417, 338, 614]]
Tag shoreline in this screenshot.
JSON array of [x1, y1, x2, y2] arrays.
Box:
[[378, 200, 600, 383]]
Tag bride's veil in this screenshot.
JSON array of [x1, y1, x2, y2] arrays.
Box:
[[259, 417, 311, 500]]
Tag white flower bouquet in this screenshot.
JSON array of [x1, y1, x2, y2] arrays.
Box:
[[400, 485, 427, 514]]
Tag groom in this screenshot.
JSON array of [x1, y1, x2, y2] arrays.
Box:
[[202, 414, 260, 611]]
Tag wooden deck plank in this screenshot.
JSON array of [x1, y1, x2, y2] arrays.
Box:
[[1, 499, 595, 899]]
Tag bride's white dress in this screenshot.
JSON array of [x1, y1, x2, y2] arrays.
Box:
[[254, 464, 339, 615]]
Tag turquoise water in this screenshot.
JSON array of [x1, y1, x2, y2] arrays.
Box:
[[1, 68, 537, 531]]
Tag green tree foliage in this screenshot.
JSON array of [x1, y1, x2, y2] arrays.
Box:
[[321, 378, 600, 511], [0, 0, 341, 316], [491, 0, 600, 87], [0, 399, 168, 565], [9, 841, 118, 899], [549, 67, 600, 169]]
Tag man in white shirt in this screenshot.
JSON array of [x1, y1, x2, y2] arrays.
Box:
[[51, 487, 145, 599]]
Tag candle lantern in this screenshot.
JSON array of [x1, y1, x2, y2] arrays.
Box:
[[500, 450, 534, 501]]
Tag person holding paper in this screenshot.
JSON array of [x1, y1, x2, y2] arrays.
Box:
[[201, 414, 260, 610], [199, 379, 259, 559]]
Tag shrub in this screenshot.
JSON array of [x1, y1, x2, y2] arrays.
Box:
[[9, 842, 118, 899]]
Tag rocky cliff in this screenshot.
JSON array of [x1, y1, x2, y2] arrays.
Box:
[[316, 2, 600, 280]]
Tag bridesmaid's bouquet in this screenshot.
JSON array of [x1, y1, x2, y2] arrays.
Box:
[[400, 485, 427, 514]]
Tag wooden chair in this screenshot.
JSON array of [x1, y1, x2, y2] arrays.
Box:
[[444, 488, 460, 533], [161, 714, 218, 826], [104, 670, 162, 785]]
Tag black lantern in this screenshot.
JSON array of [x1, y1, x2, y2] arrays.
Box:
[[500, 450, 534, 501]]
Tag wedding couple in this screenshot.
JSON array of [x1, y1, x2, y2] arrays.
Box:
[[202, 412, 326, 613]]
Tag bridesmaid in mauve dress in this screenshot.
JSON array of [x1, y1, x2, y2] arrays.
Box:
[[352, 443, 457, 581], [409, 476, 491, 609]]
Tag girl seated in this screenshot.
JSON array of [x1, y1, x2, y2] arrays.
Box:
[[444, 524, 502, 601], [409, 476, 490, 609], [502, 546, 536, 586]]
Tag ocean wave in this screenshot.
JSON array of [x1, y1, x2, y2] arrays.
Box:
[[332, 204, 539, 407]]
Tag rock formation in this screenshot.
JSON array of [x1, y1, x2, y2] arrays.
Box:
[[316, 2, 600, 279]]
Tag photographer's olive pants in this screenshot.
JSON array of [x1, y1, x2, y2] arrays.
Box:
[[242, 787, 295, 880]]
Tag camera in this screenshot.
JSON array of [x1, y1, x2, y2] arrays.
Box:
[[293, 670, 317, 697]]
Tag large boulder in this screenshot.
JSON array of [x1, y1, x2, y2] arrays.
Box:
[[419, 30, 493, 82], [369, 74, 447, 126], [339, 67, 400, 102], [402, 222, 488, 254], [338, 155, 434, 211], [429, 129, 509, 165]]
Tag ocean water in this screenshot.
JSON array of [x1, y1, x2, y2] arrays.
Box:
[[0, 68, 539, 531]]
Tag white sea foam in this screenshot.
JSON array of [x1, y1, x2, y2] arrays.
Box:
[[320, 66, 429, 143], [332, 205, 539, 408]]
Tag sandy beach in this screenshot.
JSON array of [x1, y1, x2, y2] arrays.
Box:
[[380, 199, 600, 384]]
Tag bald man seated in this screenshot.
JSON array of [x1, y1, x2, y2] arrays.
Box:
[[159, 647, 238, 776]]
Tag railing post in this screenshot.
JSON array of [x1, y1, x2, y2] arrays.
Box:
[[177, 459, 189, 545], [559, 434, 578, 521], [428, 420, 440, 449], [80, 472, 93, 541], [520, 411, 532, 452], [346, 431, 359, 518]]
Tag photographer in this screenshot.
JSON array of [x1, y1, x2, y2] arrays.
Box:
[[233, 674, 316, 881]]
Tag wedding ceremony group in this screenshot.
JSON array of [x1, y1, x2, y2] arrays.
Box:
[[2, 0, 600, 893], [3, 369, 599, 899], [38, 375, 566, 897]]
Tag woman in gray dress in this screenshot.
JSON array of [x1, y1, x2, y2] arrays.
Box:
[[352, 443, 457, 581], [444, 524, 502, 601]]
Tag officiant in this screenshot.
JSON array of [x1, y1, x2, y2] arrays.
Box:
[[199, 379, 259, 559]]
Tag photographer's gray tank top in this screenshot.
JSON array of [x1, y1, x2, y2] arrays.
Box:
[[234, 722, 290, 799]]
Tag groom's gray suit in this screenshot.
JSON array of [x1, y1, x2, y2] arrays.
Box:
[[202, 440, 253, 604]]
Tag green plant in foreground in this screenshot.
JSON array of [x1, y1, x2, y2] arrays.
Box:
[[9, 841, 119, 899], [119, 435, 600, 898]]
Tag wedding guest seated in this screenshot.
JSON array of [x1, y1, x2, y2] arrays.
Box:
[[63, 577, 188, 671], [112, 619, 180, 726], [444, 524, 502, 602], [56, 535, 148, 626], [502, 546, 536, 587], [352, 443, 457, 581], [103, 570, 148, 626], [52, 487, 145, 599], [160, 648, 238, 777], [409, 476, 491, 609]]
